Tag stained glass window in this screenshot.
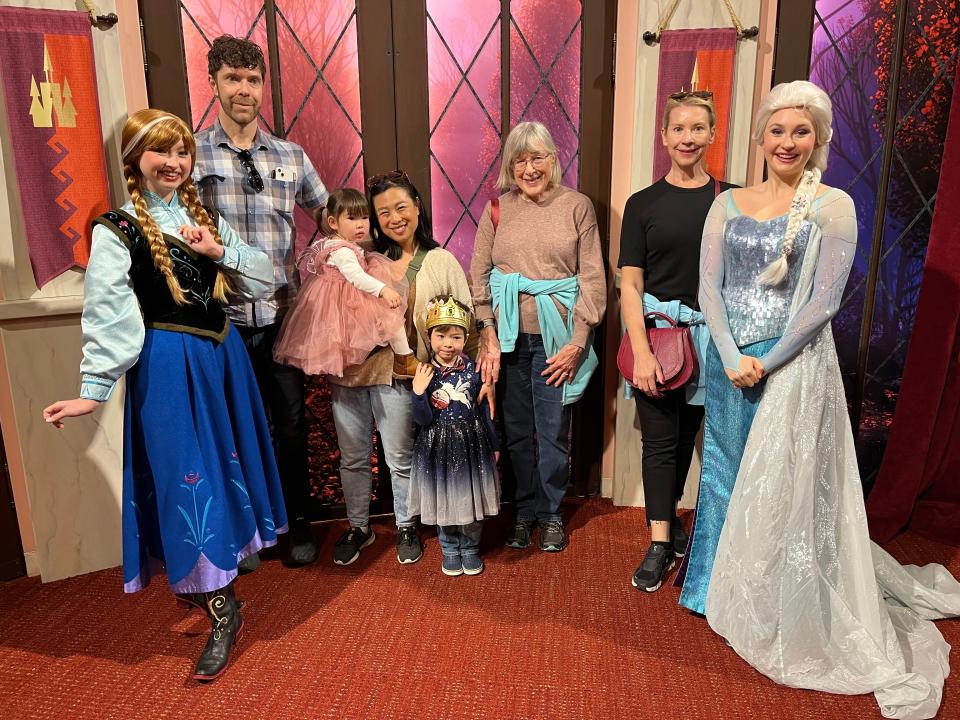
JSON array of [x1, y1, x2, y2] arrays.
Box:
[[427, 1, 502, 268], [179, 0, 362, 250], [180, 1, 273, 133], [510, 0, 582, 189], [426, 0, 583, 270]]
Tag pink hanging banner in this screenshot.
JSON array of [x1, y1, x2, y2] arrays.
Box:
[[652, 28, 737, 182], [0, 7, 109, 288]]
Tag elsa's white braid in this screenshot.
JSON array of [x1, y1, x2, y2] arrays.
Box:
[[757, 166, 821, 286]]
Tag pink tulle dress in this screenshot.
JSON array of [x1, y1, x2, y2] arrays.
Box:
[[273, 239, 407, 376]]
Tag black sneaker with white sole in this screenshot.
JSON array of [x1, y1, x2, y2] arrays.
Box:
[[396, 526, 423, 564], [333, 526, 375, 566], [632, 542, 676, 592]]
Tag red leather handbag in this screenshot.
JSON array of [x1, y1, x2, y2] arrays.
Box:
[[617, 312, 698, 392]]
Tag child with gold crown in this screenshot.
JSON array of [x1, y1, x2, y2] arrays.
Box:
[[409, 296, 499, 576]]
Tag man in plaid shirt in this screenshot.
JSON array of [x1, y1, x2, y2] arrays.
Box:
[[195, 35, 328, 568]]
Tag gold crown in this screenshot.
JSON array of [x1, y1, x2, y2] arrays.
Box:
[[425, 296, 471, 331]]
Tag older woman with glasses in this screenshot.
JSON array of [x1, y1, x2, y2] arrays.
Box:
[[469, 121, 606, 552], [328, 170, 483, 568]]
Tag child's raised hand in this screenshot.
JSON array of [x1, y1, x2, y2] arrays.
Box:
[[379, 286, 402, 309], [179, 224, 224, 261], [412, 362, 434, 395], [42, 398, 101, 429]]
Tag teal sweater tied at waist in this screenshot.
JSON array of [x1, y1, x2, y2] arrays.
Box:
[[489, 267, 598, 405]]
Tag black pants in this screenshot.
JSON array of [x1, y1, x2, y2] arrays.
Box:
[[633, 389, 704, 523], [235, 322, 310, 522]]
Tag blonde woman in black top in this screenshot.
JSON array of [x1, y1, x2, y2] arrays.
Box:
[[618, 91, 735, 592]]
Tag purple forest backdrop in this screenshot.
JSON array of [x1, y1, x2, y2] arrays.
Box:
[[175, 0, 955, 509], [811, 0, 957, 486]]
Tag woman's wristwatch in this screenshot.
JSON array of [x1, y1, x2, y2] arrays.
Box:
[[476, 318, 495, 331]]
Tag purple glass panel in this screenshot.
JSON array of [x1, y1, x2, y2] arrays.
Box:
[[274, 1, 362, 254], [180, 1, 274, 133], [510, 0, 582, 189], [427, 0, 502, 270]]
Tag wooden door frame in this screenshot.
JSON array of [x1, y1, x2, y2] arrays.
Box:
[[573, 0, 618, 495], [138, 0, 191, 123]]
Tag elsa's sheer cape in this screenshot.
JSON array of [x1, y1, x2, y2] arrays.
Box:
[[703, 190, 960, 720]]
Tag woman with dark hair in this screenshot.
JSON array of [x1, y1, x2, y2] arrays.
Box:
[[328, 171, 482, 567]]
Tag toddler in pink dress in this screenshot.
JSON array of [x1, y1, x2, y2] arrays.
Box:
[[273, 188, 417, 377]]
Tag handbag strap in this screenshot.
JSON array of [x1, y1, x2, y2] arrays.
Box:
[[404, 245, 429, 285], [644, 311, 680, 327]]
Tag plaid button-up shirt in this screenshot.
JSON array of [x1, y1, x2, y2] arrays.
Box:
[[194, 119, 328, 327]]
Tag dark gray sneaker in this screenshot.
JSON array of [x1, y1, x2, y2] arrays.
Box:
[[505, 519, 535, 549], [333, 526, 375, 566], [632, 542, 676, 592], [670, 517, 690, 558], [287, 518, 319, 566], [539, 520, 568, 552], [396, 526, 423, 564]]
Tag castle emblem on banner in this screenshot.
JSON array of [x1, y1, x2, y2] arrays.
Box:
[[28, 40, 77, 128]]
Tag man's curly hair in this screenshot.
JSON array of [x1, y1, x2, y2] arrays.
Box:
[[207, 35, 266, 77]]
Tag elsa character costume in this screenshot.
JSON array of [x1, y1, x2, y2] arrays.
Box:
[[682, 175, 960, 719]]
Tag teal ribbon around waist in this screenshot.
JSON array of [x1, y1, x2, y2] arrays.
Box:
[[490, 267, 598, 405]]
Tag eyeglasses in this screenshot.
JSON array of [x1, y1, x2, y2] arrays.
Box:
[[237, 149, 264, 193], [669, 89, 714, 101], [512, 154, 553, 171], [366, 169, 410, 188]]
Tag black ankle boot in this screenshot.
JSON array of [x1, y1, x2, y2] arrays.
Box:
[[191, 584, 243, 681], [176, 591, 244, 613]]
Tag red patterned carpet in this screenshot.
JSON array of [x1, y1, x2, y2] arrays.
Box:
[[0, 498, 957, 719]]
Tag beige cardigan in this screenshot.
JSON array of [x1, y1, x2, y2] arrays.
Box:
[[328, 247, 475, 388]]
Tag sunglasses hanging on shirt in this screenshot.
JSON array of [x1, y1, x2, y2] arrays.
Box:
[[237, 149, 264, 193]]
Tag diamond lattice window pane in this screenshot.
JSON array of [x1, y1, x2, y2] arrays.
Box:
[[427, 0, 502, 270], [510, 0, 582, 189], [180, 1, 273, 133]]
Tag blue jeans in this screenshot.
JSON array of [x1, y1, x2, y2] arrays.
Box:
[[330, 382, 414, 528], [499, 333, 571, 522], [438, 521, 483, 558]]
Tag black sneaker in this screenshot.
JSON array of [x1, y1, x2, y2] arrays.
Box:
[[539, 520, 568, 552], [287, 518, 318, 566], [670, 517, 690, 558], [396, 526, 423, 564], [505, 519, 535, 549], [333, 526, 375, 566], [631, 542, 676, 592]]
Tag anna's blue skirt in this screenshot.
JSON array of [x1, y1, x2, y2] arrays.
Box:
[[122, 326, 287, 595], [678, 336, 777, 614]]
